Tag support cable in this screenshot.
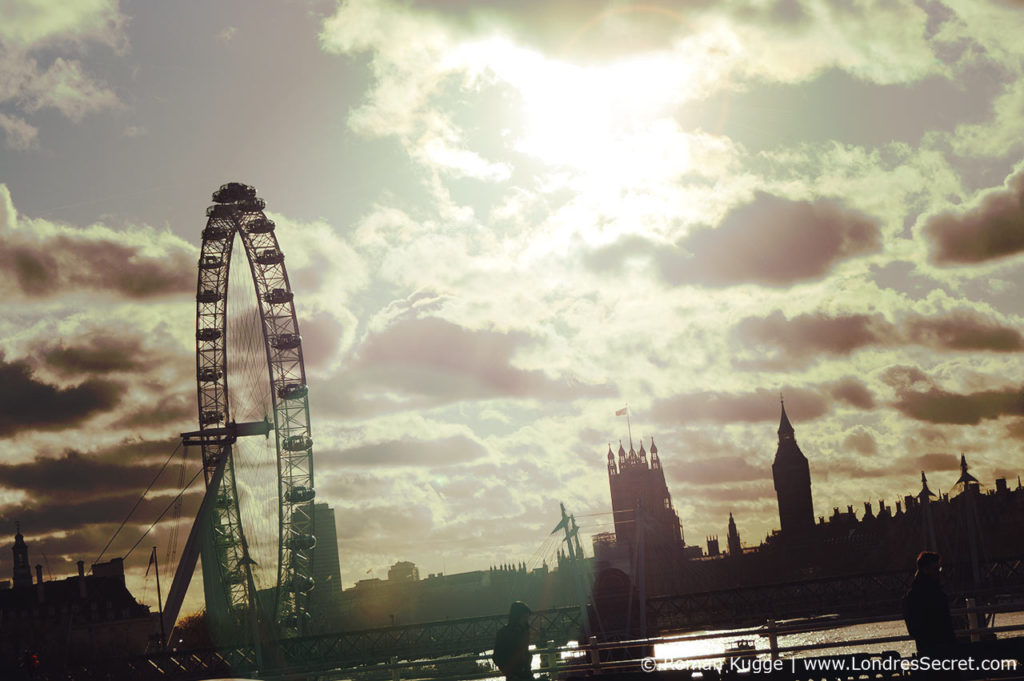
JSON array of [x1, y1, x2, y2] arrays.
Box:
[[124, 465, 205, 561], [94, 440, 184, 564]]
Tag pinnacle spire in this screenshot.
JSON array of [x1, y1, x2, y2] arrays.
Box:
[[957, 453, 979, 486], [778, 396, 794, 441], [919, 471, 936, 499]]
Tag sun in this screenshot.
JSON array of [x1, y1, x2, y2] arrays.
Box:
[[458, 37, 696, 172]]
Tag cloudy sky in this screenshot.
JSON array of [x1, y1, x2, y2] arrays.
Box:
[[2, 0, 1024, 615]]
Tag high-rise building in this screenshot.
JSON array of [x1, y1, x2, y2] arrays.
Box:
[[771, 400, 815, 538], [726, 512, 742, 557], [313, 503, 341, 592], [310, 503, 342, 628]]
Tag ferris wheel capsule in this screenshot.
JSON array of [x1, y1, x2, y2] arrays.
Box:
[[202, 224, 230, 240], [277, 383, 308, 400], [284, 486, 315, 504], [271, 333, 301, 350], [197, 328, 222, 342], [197, 289, 222, 304], [248, 217, 275, 234], [255, 248, 283, 265], [213, 182, 257, 204], [264, 288, 293, 304], [283, 434, 313, 452], [200, 255, 223, 269]]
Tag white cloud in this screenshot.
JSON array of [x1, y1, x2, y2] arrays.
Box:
[[21, 56, 120, 121], [0, 111, 38, 149], [0, 0, 125, 145], [0, 0, 126, 50]]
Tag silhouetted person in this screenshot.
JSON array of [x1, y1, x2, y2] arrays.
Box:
[[493, 601, 532, 681], [904, 551, 957, 669]]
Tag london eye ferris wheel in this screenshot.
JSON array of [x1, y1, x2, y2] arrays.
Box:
[[193, 182, 316, 637]]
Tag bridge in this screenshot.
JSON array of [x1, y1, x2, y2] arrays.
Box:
[[30, 555, 1024, 680], [29, 599, 1024, 681]]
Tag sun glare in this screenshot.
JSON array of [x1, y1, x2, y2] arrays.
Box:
[[458, 37, 696, 171]]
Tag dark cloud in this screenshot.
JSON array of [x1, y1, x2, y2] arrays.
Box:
[[912, 453, 960, 473], [658, 192, 881, 287], [924, 167, 1024, 265], [650, 386, 829, 425], [0, 439, 203, 566], [818, 451, 960, 485], [820, 460, 893, 479], [0, 446, 189, 502], [734, 311, 892, 367], [330, 435, 486, 467], [671, 456, 765, 485], [0, 490, 204, 537], [325, 317, 614, 416], [733, 309, 1021, 370], [0, 232, 195, 298], [0, 355, 120, 436], [1007, 419, 1024, 440], [115, 393, 193, 428], [892, 386, 1021, 425], [881, 365, 934, 391], [299, 312, 347, 371], [830, 377, 875, 409], [336, 505, 435, 545], [904, 311, 1024, 352], [41, 335, 147, 375], [843, 428, 877, 455], [672, 482, 777, 504]]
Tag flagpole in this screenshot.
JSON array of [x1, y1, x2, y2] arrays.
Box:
[[153, 546, 166, 649], [626, 405, 633, 451]]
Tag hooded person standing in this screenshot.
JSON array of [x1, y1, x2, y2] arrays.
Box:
[[493, 601, 532, 681], [904, 551, 957, 660]]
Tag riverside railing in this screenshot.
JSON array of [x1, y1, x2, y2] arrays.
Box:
[[254, 601, 1024, 681]]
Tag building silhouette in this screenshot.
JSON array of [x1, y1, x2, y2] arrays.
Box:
[[0, 527, 157, 666], [771, 400, 814, 538], [11, 523, 31, 589], [595, 401, 1024, 598], [726, 513, 742, 557], [309, 503, 343, 631]]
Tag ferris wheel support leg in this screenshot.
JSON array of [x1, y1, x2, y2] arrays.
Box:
[[162, 452, 229, 647]]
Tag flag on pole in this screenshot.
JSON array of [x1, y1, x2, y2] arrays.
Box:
[[145, 546, 156, 577], [615, 407, 627, 416]]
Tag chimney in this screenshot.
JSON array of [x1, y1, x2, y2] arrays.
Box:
[[35, 564, 44, 603], [77, 560, 87, 598]]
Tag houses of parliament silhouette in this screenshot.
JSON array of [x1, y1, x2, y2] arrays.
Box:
[[327, 400, 1024, 632], [593, 400, 1024, 597]]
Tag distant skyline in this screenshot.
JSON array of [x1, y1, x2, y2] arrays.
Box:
[[2, 0, 1024, 615]]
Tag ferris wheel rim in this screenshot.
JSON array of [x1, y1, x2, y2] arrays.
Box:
[[194, 182, 316, 636]]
